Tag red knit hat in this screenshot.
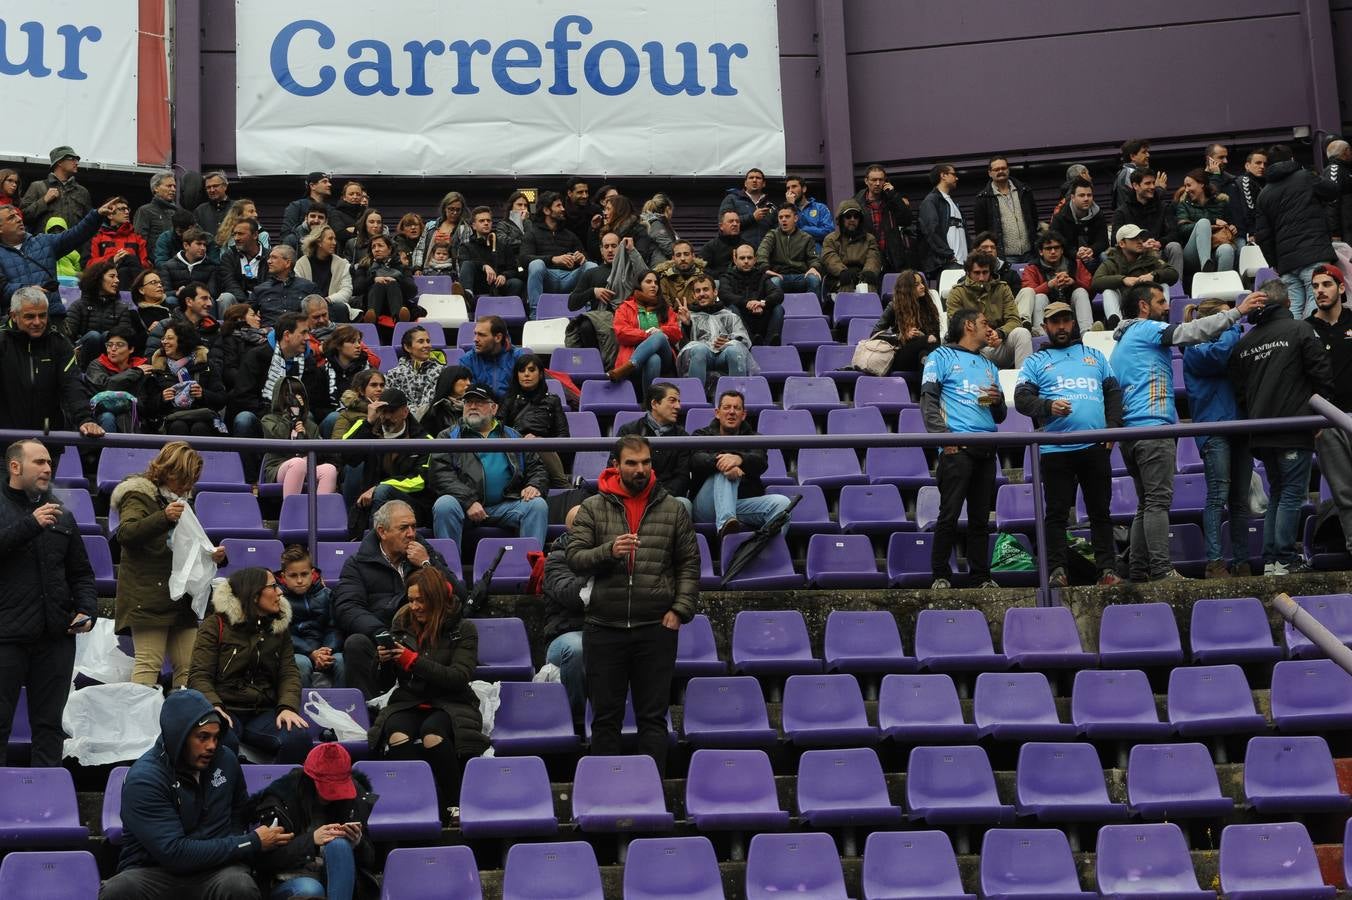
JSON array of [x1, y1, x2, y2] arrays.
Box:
[[303, 742, 357, 801]]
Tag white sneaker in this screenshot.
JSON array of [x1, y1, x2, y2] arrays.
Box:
[[931, 578, 951, 590], [1264, 561, 1289, 576]]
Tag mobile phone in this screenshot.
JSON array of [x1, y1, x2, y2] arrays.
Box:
[[69, 614, 91, 630], [375, 630, 395, 650]]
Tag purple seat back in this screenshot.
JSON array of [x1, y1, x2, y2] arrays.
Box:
[[0, 768, 89, 846], [1270, 658, 1352, 730], [564, 410, 601, 437], [503, 841, 602, 900], [476, 295, 527, 325], [492, 681, 581, 755], [1071, 669, 1169, 737], [745, 832, 848, 900], [675, 614, 724, 676], [712, 375, 774, 413], [578, 379, 638, 414], [685, 748, 789, 830], [864, 446, 932, 489], [314, 542, 362, 583], [826, 405, 885, 434], [1002, 605, 1095, 668], [623, 836, 723, 900], [473, 617, 534, 681], [1220, 822, 1335, 898], [551, 347, 606, 381], [720, 534, 804, 591], [781, 674, 877, 744], [1015, 741, 1120, 816], [1096, 823, 1212, 899], [1243, 735, 1349, 812], [877, 673, 975, 741], [382, 845, 483, 900], [780, 318, 835, 349], [195, 491, 270, 541], [571, 755, 673, 832], [459, 755, 557, 840], [277, 494, 348, 543], [749, 345, 804, 381], [979, 828, 1093, 898], [471, 539, 541, 593], [906, 745, 1013, 824], [914, 609, 1005, 670], [731, 610, 819, 674], [196, 451, 249, 492], [855, 375, 914, 413], [796, 746, 901, 826], [823, 610, 913, 673], [53, 447, 87, 489], [781, 293, 822, 317], [100, 766, 129, 844], [680, 676, 776, 747], [534, 293, 572, 320], [1189, 596, 1280, 664], [813, 343, 860, 380], [782, 376, 844, 412], [1098, 602, 1183, 666], [838, 484, 910, 533], [863, 830, 974, 900], [352, 759, 443, 841], [97, 447, 159, 493], [1126, 742, 1234, 819], [974, 672, 1075, 739], [218, 539, 284, 577], [887, 532, 953, 587], [81, 535, 116, 595], [1167, 663, 1265, 734], [52, 488, 98, 535], [756, 407, 815, 436], [797, 447, 865, 488], [1284, 593, 1352, 657], [0, 850, 101, 899]]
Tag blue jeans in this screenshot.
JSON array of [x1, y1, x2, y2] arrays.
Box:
[[319, 410, 340, 438], [271, 837, 356, 900], [96, 410, 120, 433], [626, 332, 675, 392], [340, 464, 366, 510], [546, 630, 586, 722], [1182, 219, 1238, 274], [1282, 263, 1323, 321], [232, 411, 263, 439], [526, 259, 596, 314], [432, 495, 549, 549], [295, 651, 346, 689], [772, 271, 823, 300], [229, 708, 312, 764], [1257, 448, 1313, 564], [693, 476, 792, 536], [1200, 436, 1252, 566], [681, 342, 749, 385]]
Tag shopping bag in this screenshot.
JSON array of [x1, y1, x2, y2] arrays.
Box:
[[62, 682, 164, 765], [73, 618, 134, 684], [169, 503, 218, 618], [302, 690, 366, 743], [471, 680, 501, 737]]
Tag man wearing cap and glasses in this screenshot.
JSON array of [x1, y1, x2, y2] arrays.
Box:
[[282, 172, 333, 237], [20, 145, 92, 232], [427, 383, 550, 550], [1090, 223, 1180, 331]]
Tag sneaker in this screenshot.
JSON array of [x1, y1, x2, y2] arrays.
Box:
[[1232, 562, 1252, 577], [977, 579, 1000, 589], [930, 578, 951, 590], [717, 518, 742, 540], [1204, 560, 1231, 579], [1097, 570, 1123, 586], [1153, 569, 1189, 582], [1090, 321, 1105, 332], [1286, 558, 1314, 575], [1264, 561, 1289, 576], [1047, 567, 1069, 589], [1104, 314, 1121, 332]]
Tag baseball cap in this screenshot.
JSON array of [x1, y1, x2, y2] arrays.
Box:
[[462, 383, 498, 404], [378, 387, 409, 410], [193, 710, 222, 730], [1115, 224, 1146, 242], [306, 171, 331, 185], [49, 146, 79, 166], [1043, 301, 1075, 319], [1314, 263, 1346, 287], [303, 742, 357, 801]]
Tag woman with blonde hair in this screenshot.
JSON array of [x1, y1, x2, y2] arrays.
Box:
[[641, 193, 679, 264], [214, 198, 270, 251], [872, 269, 942, 373], [295, 224, 355, 316], [111, 441, 225, 687]]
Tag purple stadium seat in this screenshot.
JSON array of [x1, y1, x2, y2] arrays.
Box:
[[0, 850, 100, 899], [855, 375, 915, 414], [413, 274, 453, 295], [492, 681, 581, 755], [423, 539, 461, 570], [381, 846, 483, 900], [657, 376, 711, 408], [1014, 741, 1128, 822], [218, 538, 284, 577], [878, 673, 978, 743], [1002, 606, 1096, 669], [827, 404, 885, 434], [564, 410, 601, 438], [473, 617, 534, 681], [750, 345, 805, 382], [454, 322, 475, 351], [805, 534, 885, 588], [96, 447, 158, 494], [373, 346, 399, 370], [692, 533, 720, 591], [685, 748, 790, 831], [1243, 735, 1351, 813], [797, 447, 866, 489], [1127, 742, 1236, 819], [1219, 822, 1335, 899], [471, 538, 540, 594], [314, 541, 361, 582], [713, 376, 774, 413], [913, 609, 1008, 672], [579, 379, 638, 416], [458, 755, 557, 839], [1271, 658, 1352, 731], [906, 745, 1015, 825], [503, 841, 603, 900], [1176, 436, 1204, 474], [0, 768, 88, 846], [780, 318, 835, 350], [973, 672, 1077, 740], [1167, 664, 1266, 736], [101, 766, 129, 844], [82, 534, 116, 595], [1189, 596, 1281, 664], [813, 343, 861, 384], [832, 291, 883, 326], [1071, 669, 1172, 740], [915, 485, 965, 531], [782, 673, 879, 745], [684, 406, 717, 433], [1106, 475, 1139, 524], [676, 613, 725, 677], [767, 485, 839, 536], [1098, 602, 1184, 667], [979, 828, 1095, 899], [863, 830, 976, 900], [551, 348, 606, 382], [782, 375, 845, 414], [473, 295, 527, 328], [301, 688, 369, 758], [864, 446, 933, 491], [823, 610, 916, 675], [572, 755, 674, 832], [392, 321, 447, 348], [277, 494, 348, 544], [887, 532, 957, 587], [195, 491, 272, 541], [52, 447, 88, 490], [846, 315, 877, 346], [731, 610, 821, 675], [993, 483, 1038, 532], [796, 747, 902, 827], [623, 836, 723, 900], [782, 292, 823, 317], [1283, 593, 1352, 658], [534, 293, 572, 320], [352, 759, 443, 840], [242, 765, 295, 794], [1171, 477, 1209, 525], [757, 407, 814, 437], [720, 533, 804, 590], [745, 832, 848, 900], [839, 484, 912, 535], [1096, 823, 1213, 899], [680, 676, 777, 748], [193, 450, 250, 493], [1166, 523, 1207, 576], [571, 451, 609, 485], [762, 447, 794, 486], [53, 488, 99, 536], [348, 322, 380, 346]]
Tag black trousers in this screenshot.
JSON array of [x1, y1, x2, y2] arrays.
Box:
[[583, 622, 678, 775], [1041, 445, 1117, 574], [343, 633, 396, 701], [0, 634, 76, 766], [932, 448, 997, 581]]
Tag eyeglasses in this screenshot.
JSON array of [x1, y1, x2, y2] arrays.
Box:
[[142, 279, 162, 287], [262, 581, 280, 592]]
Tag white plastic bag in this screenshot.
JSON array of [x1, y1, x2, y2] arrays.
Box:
[[532, 663, 561, 684], [169, 503, 217, 618], [302, 690, 367, 743], [367, 684, 396, 711], [471, 680, 500, 737], [73, 618, 134, 684], [63, 682, 164, 765]]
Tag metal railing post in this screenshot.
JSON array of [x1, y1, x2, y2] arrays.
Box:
[[1310, 395, 1352, 436], [306, 450, 318, 560], [1027, 444, 1051, 606], [1272, 592, 1352, 676]]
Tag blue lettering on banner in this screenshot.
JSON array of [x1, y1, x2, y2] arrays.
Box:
[[0, 18, 102, 80], [267, 15, 749, 99]]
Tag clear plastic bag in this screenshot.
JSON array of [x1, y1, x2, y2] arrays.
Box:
[[471, 680, 500, 737], [302, 690, 366, 742], [532, 663, 562, 684], [63, 682, 164, 765], [73, 618, 134, 685]]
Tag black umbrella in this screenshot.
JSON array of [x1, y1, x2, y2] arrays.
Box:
[[465, 545, 508, 616], [719, 494, 801, 586]]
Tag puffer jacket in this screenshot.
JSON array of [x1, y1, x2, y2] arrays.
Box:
[[282, 573, 339, 657], [566, 470, 699, 628], [111, 475, 196, 633], [133, 197, 181, 250], [332, 530, 458, 639], [89, 221, 152, 287], [500, 385, 569, 439], [0, 325, 92, 430], [821, 199, 883, 290], [188, 578, 301, 714], [1255, 159, 1338, 274], [0, 209, 101, 312], [85, 352, 149, 394], [652, 257, 707, 309], [64, 291, 141, 346], [1090, 248, 1180, 294], [1229, 305, 1335, 450], [142, 345, 226, 424], [426, 420, 549, 507], [0, 483, 96, 642], [945, 278, 1022, 337], [756, 226, 821, 274], [44, 217, 82, 280], [542, 532, 586, 642]]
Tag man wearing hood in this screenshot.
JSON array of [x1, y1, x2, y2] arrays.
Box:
[[822, 199, 883, 294], [1231, 278, 1334, 575], [677, 275, 753, 385], [1255, 144, 1339, 320], [99, 688, 292, 899], [1050, 179, 1108, 271], [945, 252, 1032, 369], [567, 434, 698, 774], [720, 243, 785, 345], [44, 216, 82, 282], [718, 168, 777, 251]]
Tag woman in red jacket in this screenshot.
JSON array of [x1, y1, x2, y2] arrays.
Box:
[[608, 270, 683, 392]]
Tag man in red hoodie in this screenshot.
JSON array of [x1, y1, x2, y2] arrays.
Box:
[[566, 434, 699, 774]]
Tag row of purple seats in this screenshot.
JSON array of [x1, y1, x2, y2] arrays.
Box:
[[576, 373, 918, 418]]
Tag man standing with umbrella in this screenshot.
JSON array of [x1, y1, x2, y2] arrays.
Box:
[[566, 435, 698, 775]]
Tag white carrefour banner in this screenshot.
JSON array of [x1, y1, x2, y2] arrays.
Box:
[[234, 1, 785, 176], [0, 1, 138, 166]]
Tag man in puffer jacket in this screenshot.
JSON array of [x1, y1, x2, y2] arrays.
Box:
[[567, 435, 698, 774], [821, 199, 883, 294], [1255, 144, 1339, 320], [756, 204, 824, 300]]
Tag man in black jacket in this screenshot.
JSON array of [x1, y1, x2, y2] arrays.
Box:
[[1231, 149, 1268, 240], [0, 287, 103, 435], [253, 245, 320, 328], [973, 156, 1037, 262], [341, 388, 436, 524], [459, 207, 524, 299], [617, 382, 691, 509], [720, 244, 785, 345], [1256, 144, 1339, 320], [217, 217, 266, 307], [333, 499, 458, 699], [232, 313, 335, 437], [523, 192, 597, 316], [690, 390, 791, 538], [1111, 168, 1184, 275], [542, 516, 588, 725], [698, 210, 744, 279], [1230, 278, 1334, 575], [917, 163, 967, 278], [855, 165, 914, 272], [1050, 179, 1108, 270], [1308, 265, 1352, 558], [160, 228, 224, 298], [0, 439, 96, 766]]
